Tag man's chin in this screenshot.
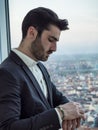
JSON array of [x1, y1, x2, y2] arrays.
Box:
[[41, 56, 49, 61]]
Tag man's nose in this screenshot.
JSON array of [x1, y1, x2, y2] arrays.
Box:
[[51, 42, 57, 52]]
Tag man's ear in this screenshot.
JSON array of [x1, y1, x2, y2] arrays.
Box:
[[27, 26, 38, 41]]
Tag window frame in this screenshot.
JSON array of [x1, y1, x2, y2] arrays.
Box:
[[0, 0, 11, 63]]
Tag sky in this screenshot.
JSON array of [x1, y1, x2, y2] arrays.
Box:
[[9, 0, 98, 55]]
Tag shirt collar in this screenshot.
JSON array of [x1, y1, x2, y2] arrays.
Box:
[[12, 48, 37, 67]]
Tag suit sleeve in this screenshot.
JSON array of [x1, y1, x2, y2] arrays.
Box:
[[51, 82, 69, 107], [0, 68, 60, 130]]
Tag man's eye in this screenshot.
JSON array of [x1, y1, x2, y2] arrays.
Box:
[[48, 38, 54, 42]]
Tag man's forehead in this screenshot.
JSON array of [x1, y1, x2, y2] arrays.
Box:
[[46, 25, 61, 40]]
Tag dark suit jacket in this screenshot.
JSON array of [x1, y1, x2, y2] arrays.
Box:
[[0, 51, 69, 130]]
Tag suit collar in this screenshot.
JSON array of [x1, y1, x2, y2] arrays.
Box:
[[12, 49, 37, 67], [9, 51, 26, 66]]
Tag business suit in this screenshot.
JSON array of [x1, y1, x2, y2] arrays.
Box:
[[0, 51, 69, 130]]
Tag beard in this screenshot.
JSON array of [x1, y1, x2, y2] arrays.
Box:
[[30, 37, 49, 61]]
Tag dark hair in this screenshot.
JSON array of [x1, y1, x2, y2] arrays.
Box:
[[22, 7, 69, 39]]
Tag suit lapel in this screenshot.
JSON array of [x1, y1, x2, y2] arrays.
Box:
[[22, 65, 51, 109], [9, 51, 51, 109], [37, 62, 53, 107]]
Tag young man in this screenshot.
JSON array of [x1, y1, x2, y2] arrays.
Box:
[[0, 7, 85, 130]]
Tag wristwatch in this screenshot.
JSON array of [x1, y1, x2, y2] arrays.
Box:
[[57, 106, 65, 121]]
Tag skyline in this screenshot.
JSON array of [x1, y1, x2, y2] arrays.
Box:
[[9, 0, 98, 55]]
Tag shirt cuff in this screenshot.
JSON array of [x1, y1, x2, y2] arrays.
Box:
[[55, 108, 62, 127]]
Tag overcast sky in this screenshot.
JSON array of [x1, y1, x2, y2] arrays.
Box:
[[9, 0, 98, 55]]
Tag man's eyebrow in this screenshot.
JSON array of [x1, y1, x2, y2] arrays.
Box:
[[49, 36, 59, 41]]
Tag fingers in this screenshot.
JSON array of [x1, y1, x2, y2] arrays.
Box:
[[62, 120, 68, 130], [76, 118, 81, 128], [70, 118, 81, 129], [62, 120, 72, 130], [78, 109, 86, 120], [75, 102, 85, 120], [71, 119, 77, 129], [62, 118, 81, 130], [67, 120, 72, 130]]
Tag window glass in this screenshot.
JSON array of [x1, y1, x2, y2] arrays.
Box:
[[9, 0, 98, 127], [0, 0, 11, 62]]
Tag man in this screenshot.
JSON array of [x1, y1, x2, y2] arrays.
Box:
[[0, 7, 85, 130]]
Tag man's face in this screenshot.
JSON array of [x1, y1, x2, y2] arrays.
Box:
[[30, 25, 61, 61]]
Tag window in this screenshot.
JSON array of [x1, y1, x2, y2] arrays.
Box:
[[9, 0, 98, 127], [0, 0, 11, 63]]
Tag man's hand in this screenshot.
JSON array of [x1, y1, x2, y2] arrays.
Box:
[[56, 102, 86, 130], [58, 102, 85, 120]]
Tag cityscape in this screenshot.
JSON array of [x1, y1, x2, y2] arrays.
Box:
[[44, 53, 98, 127]]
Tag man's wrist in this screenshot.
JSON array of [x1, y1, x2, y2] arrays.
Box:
[[57, 106, 65, 121]]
